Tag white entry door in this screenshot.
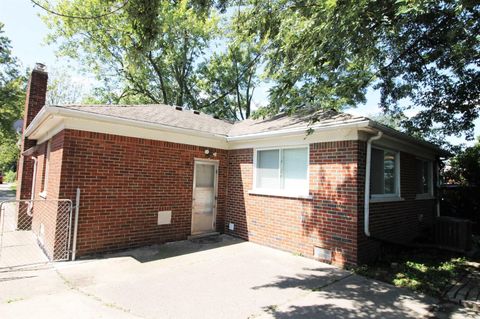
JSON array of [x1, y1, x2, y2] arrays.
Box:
[[191, 161, 218, 235]]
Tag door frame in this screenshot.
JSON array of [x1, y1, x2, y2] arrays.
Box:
[[191, 158, 219, 235]]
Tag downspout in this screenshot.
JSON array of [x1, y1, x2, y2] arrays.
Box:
[[28, 157, 38, 216], [364, 131, 383, 237]]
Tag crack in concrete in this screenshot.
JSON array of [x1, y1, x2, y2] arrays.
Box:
[[54, 267, 147, 319]]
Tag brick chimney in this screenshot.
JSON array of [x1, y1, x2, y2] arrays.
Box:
[[16, 63, 48, 201]]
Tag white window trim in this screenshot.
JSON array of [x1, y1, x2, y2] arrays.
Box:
[[370, 146, 402, 201], [252, 145, 310, 197], [415, 158, 434, 200]]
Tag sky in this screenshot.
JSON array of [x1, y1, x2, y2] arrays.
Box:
[[1, 0, 478, 146]]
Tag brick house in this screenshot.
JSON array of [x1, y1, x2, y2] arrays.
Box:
[[17, 65, 447, 267]]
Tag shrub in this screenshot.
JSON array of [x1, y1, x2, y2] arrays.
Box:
[[4, 170, 16, 183]]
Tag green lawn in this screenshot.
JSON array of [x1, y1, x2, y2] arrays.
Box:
[[354, 246, 478, 298]]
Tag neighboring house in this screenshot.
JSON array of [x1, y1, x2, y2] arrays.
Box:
[[17, 65, 448, 267]]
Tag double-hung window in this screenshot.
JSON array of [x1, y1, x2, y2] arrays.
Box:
[[254, 147, 309, 195], [370, 147, 400, 199], [416, 159, 433, 198]]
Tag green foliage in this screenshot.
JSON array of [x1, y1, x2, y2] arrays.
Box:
[[197, 9, 262, 120], [355, 247, 469, 298], [391, 258, 465, 296], [0, 21, 24, 173], [444, 137, 480, 185], [41, 0, 221, 108], [0, 137, 20, 172], [3, 170, 16, 183], [38, 0, 479, 139], [46, 66, 87, 105], [0, 22, 25, 134], [242, 0, 479, 140]]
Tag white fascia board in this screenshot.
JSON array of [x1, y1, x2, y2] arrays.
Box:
[[26, 106, 229, 149], [370, 134, 437, 160], [24, 105, 49, 137], [362, 121, 447, 158], [25, 106, 445, 155], [226, 119, 371, 142], [227, 126, 361, 150], [61, 116, 229, 149]]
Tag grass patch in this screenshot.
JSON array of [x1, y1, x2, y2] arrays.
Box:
[[354, 246, 474, 298], [9, 182, 16, 191]]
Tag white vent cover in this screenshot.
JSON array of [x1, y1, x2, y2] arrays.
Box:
[[158, 211, 172, 225], [228, 223, 235, 231], [314, 246, 332, 262]]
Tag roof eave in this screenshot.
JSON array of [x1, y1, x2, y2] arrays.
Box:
[[25, 105, 228, 141], [227, 119, 371, 142], [24, 105, 50, 137], [367, 120, 451, 157]]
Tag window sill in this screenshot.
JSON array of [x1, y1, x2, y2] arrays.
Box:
[[415, 194, 435, 200], [248, 189, 313, 200], [370, 196, 404, 203], [39, 191, 47, 199]]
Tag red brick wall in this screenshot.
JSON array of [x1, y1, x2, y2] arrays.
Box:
[[30, 132, 66, 259], [57, 129, 228, 257], [357, 145, 436, 264], [33, 128, 436, 264], [17, 69, 48, 202], [225, 141, 362, 267]]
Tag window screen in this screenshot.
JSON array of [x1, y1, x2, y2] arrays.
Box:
[[416, 159, 431, 194], [282, 148, 308, 192], [256, 147, 308, 192], [370, 148, 398, 196], [256, 149, 280, 189]]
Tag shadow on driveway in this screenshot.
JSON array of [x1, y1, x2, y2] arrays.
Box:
[[80, 234, 243, 263]]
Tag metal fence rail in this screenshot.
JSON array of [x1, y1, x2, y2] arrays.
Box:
[[0, 199, 72, 268]]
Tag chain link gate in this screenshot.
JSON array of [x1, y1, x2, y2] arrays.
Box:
[[0, 199, 73, 268]]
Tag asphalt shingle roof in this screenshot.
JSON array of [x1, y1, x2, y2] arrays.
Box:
[[54, 104, 233, 136], [52, 104, 368, 138], [228, 110, 367, 137]]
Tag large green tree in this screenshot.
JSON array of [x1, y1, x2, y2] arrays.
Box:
[[0, 22, 25, 172], [41, 0, 221, 108], [242, 0, 479, 140], [196, 8, 262, 121], [444, 137, 480, 185], [38, 0, 479, 139]]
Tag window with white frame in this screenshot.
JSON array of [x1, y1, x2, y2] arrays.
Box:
[[416, 159, 433, 196], [370, 147, 400, 197], [255, 147, 309, 194]]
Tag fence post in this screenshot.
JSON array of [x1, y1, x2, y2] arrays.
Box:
[[72, 188, 80, 261]]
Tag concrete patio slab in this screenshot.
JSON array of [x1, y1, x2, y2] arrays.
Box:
[[56, 236, 350, 319], [1, 235, 477, 319], [0, 200, 49, 268], [257, 274, 436, 318]]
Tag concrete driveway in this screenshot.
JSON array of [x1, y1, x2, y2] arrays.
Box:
[[0, 235, 475, 318], [0, 182, 16, 201]]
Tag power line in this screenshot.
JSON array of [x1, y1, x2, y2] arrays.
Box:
[[30, 0, 129, 20]]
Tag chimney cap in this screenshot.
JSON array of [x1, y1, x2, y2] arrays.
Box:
[[34, 63, 47, 72]]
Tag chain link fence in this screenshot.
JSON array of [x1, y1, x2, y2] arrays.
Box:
[[0, 199, 72, 268]]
